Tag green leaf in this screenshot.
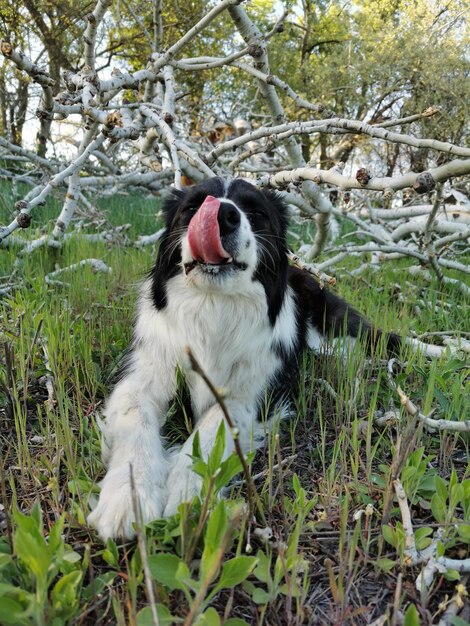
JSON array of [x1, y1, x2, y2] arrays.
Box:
[[414, 527, 433, 551], [82, 571, 116, 601], [199, 548, 223, 591], [381, 525, 397, 548], [253, 550, 271, 584], [377, 558, 396, 573], [436, 540, 446, 558], [13, 515, 51, 586], [0, 553, 12, 572], [47, 514, 66, 555], [148, 554, 190, 591], [203, 500, 228, 559], [449, 468, 458, 492], [191, 459, 209, 478], [434, 475, 449, 502], [0, 597, 31, 626], [136, 604, 178, 626], [176, 560, 197, 591], [443, 569, 461, 582], [192, 430, 202, 460], [408, 448, 424, 469], [292, 473, 301, 494], [450, 617, 470, 626], [440, 358, 467, 375], [51, 570, 83, 619], [61, 549, 82, 574], [401, 467, 416, 483], [215, 454, 242, 493], [279, 582, 301, 597], [457, 523, 470, 541], [215, 556, 258, 591], [30, 500, 42, 528], [450, 484, 463, 514], [273, 554, 284, 587], [430, 493, 447, 524], [225, 620, 252, 626], [251, 587, 271, 604], [403, 603, 420, 626], [433, 386, 450, 412], [207, 421, 226, 474], [195, 607, 221, 626], [102, 537, 119, 568]]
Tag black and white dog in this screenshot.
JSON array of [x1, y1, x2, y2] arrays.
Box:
[[88, 177, 400, 540]]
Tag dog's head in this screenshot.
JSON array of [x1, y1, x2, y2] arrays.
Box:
[[151, 178, 290, 323]]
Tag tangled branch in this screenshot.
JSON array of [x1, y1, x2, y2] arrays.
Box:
[[0, 0, 468, 291]]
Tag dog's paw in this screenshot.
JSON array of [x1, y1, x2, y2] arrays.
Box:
[[163, 461, 202, 517], [88, 466, 167, 541]]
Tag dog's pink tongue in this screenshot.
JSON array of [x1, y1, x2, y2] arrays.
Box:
[[188, 195, 230, 264]]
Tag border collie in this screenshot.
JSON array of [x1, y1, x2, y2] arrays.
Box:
[[88, 177, 399, 540]]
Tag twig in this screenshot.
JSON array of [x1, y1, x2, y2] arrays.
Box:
[[422, 184, 444, 282], [263, 159, 470, 194], [437, 577, 469, 626], [0, 450, 13, 548], [83, 0, 113, 71], [184, 347, 266, 525], [396, 386, 470, 432], [287, 251, 336, 287], [41, 341, 56, 411], [22, 318, 44, 415], [393, 479, 470, 591], [129, 464, 160, 626], [44, 259, 112, 286], [229, 453, 298, 487]]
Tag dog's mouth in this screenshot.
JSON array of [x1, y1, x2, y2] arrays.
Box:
[[184, 257, 248, 275], [184, 195, 248, 277]]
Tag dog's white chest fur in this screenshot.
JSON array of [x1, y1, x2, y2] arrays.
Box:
[[137, 274, 297, 418]]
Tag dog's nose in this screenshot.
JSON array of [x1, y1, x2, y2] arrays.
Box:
[[218, 202, 240, 236]]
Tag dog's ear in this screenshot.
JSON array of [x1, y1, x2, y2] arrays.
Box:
[[161, 188, 187, 227]]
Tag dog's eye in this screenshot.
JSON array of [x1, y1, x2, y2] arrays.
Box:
[[247, 211, 266, 225]]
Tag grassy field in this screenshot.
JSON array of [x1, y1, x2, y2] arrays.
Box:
[[0, 182, 469, 626]]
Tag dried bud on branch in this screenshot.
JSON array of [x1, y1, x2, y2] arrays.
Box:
[[248, 44, 264, 57], [15, 200, 28, 211], [421, 106, 441, 117], [355, 167, 372, 186], [1, 40, 12, 56], [163, 112, 174, 127], [105, 111, 123, 128], [17, 213, 32, 229], [413, 172, 436, 194]]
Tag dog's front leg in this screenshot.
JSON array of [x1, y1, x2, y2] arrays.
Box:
[[163, 402, 257, 516], [88, 366, 175, 540]]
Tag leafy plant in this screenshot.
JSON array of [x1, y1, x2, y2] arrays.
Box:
[[144, 501, 256, 625], [400, 447, 436, 504], [244, 474, 314, 607], [0, 503, 85, 626]]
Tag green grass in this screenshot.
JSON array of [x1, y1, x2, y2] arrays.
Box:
[[0, 183, 469, 625]]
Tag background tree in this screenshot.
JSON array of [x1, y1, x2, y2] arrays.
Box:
[[268, 0, 470, 172]]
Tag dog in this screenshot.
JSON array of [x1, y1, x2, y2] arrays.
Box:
[[88, 177, 400, 540]]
